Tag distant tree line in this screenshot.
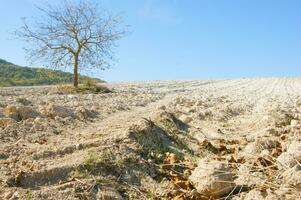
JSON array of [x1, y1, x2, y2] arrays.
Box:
[[0, 61, 102, 87]]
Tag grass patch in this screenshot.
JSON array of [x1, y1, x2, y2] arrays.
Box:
[[160, 118, 194, 156], [56, 79, 111, 94], [25, 191, 32, 200], [129, 119, 187, 163], [71, 149, 122, 178]]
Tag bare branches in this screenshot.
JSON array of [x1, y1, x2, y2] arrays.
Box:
[[15, 0, 127, 73]]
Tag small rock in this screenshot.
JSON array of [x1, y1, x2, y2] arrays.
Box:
[[34, 117, 43, 123], [277, 141, 301, 169], [290, 119, 299, 127], [54, 116, 64, 122], [17, 106, 40, 120], [242, 139, 280, 158], [4, 191, 13, 199], [67, 95, 76, 99], [9, 191, 19, 200], [244, 190, 265, 200], [282, 163, 301, 186], [16, 98, 32, 106], [75, 107, 97, 119], [0, 118, 16, 127], [131, 119, 154, 135], [97, 188, 124, 200], [3, 105, 40, 121], [46, 104, 76, 119], [75, 144, 82, 150], [179, 115, 193, 123], [4, 106, 19, 121], [189, 158, 235, 198]]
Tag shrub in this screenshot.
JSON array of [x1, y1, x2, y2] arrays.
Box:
[[55, 81, 112, 94]]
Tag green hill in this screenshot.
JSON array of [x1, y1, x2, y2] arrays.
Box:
[[0, 59, 102, 87]]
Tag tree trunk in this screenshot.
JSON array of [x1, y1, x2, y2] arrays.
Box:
[[73, 56, 79, 87]]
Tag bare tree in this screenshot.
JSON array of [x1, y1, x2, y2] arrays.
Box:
[[16, 0, 127, 87]]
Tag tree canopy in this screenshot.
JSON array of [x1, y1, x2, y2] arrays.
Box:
[[16, 0, 127, 87]]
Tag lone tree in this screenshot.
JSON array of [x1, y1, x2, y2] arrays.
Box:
[[16, 0, 126, 87]]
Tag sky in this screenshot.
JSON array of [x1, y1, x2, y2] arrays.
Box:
[[0, 0, 301, 82]]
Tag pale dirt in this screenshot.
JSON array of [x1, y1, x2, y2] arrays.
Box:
[[1, 78, 301, 199]]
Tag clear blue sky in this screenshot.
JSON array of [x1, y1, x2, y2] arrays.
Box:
[[0, 0, 301, 82]]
